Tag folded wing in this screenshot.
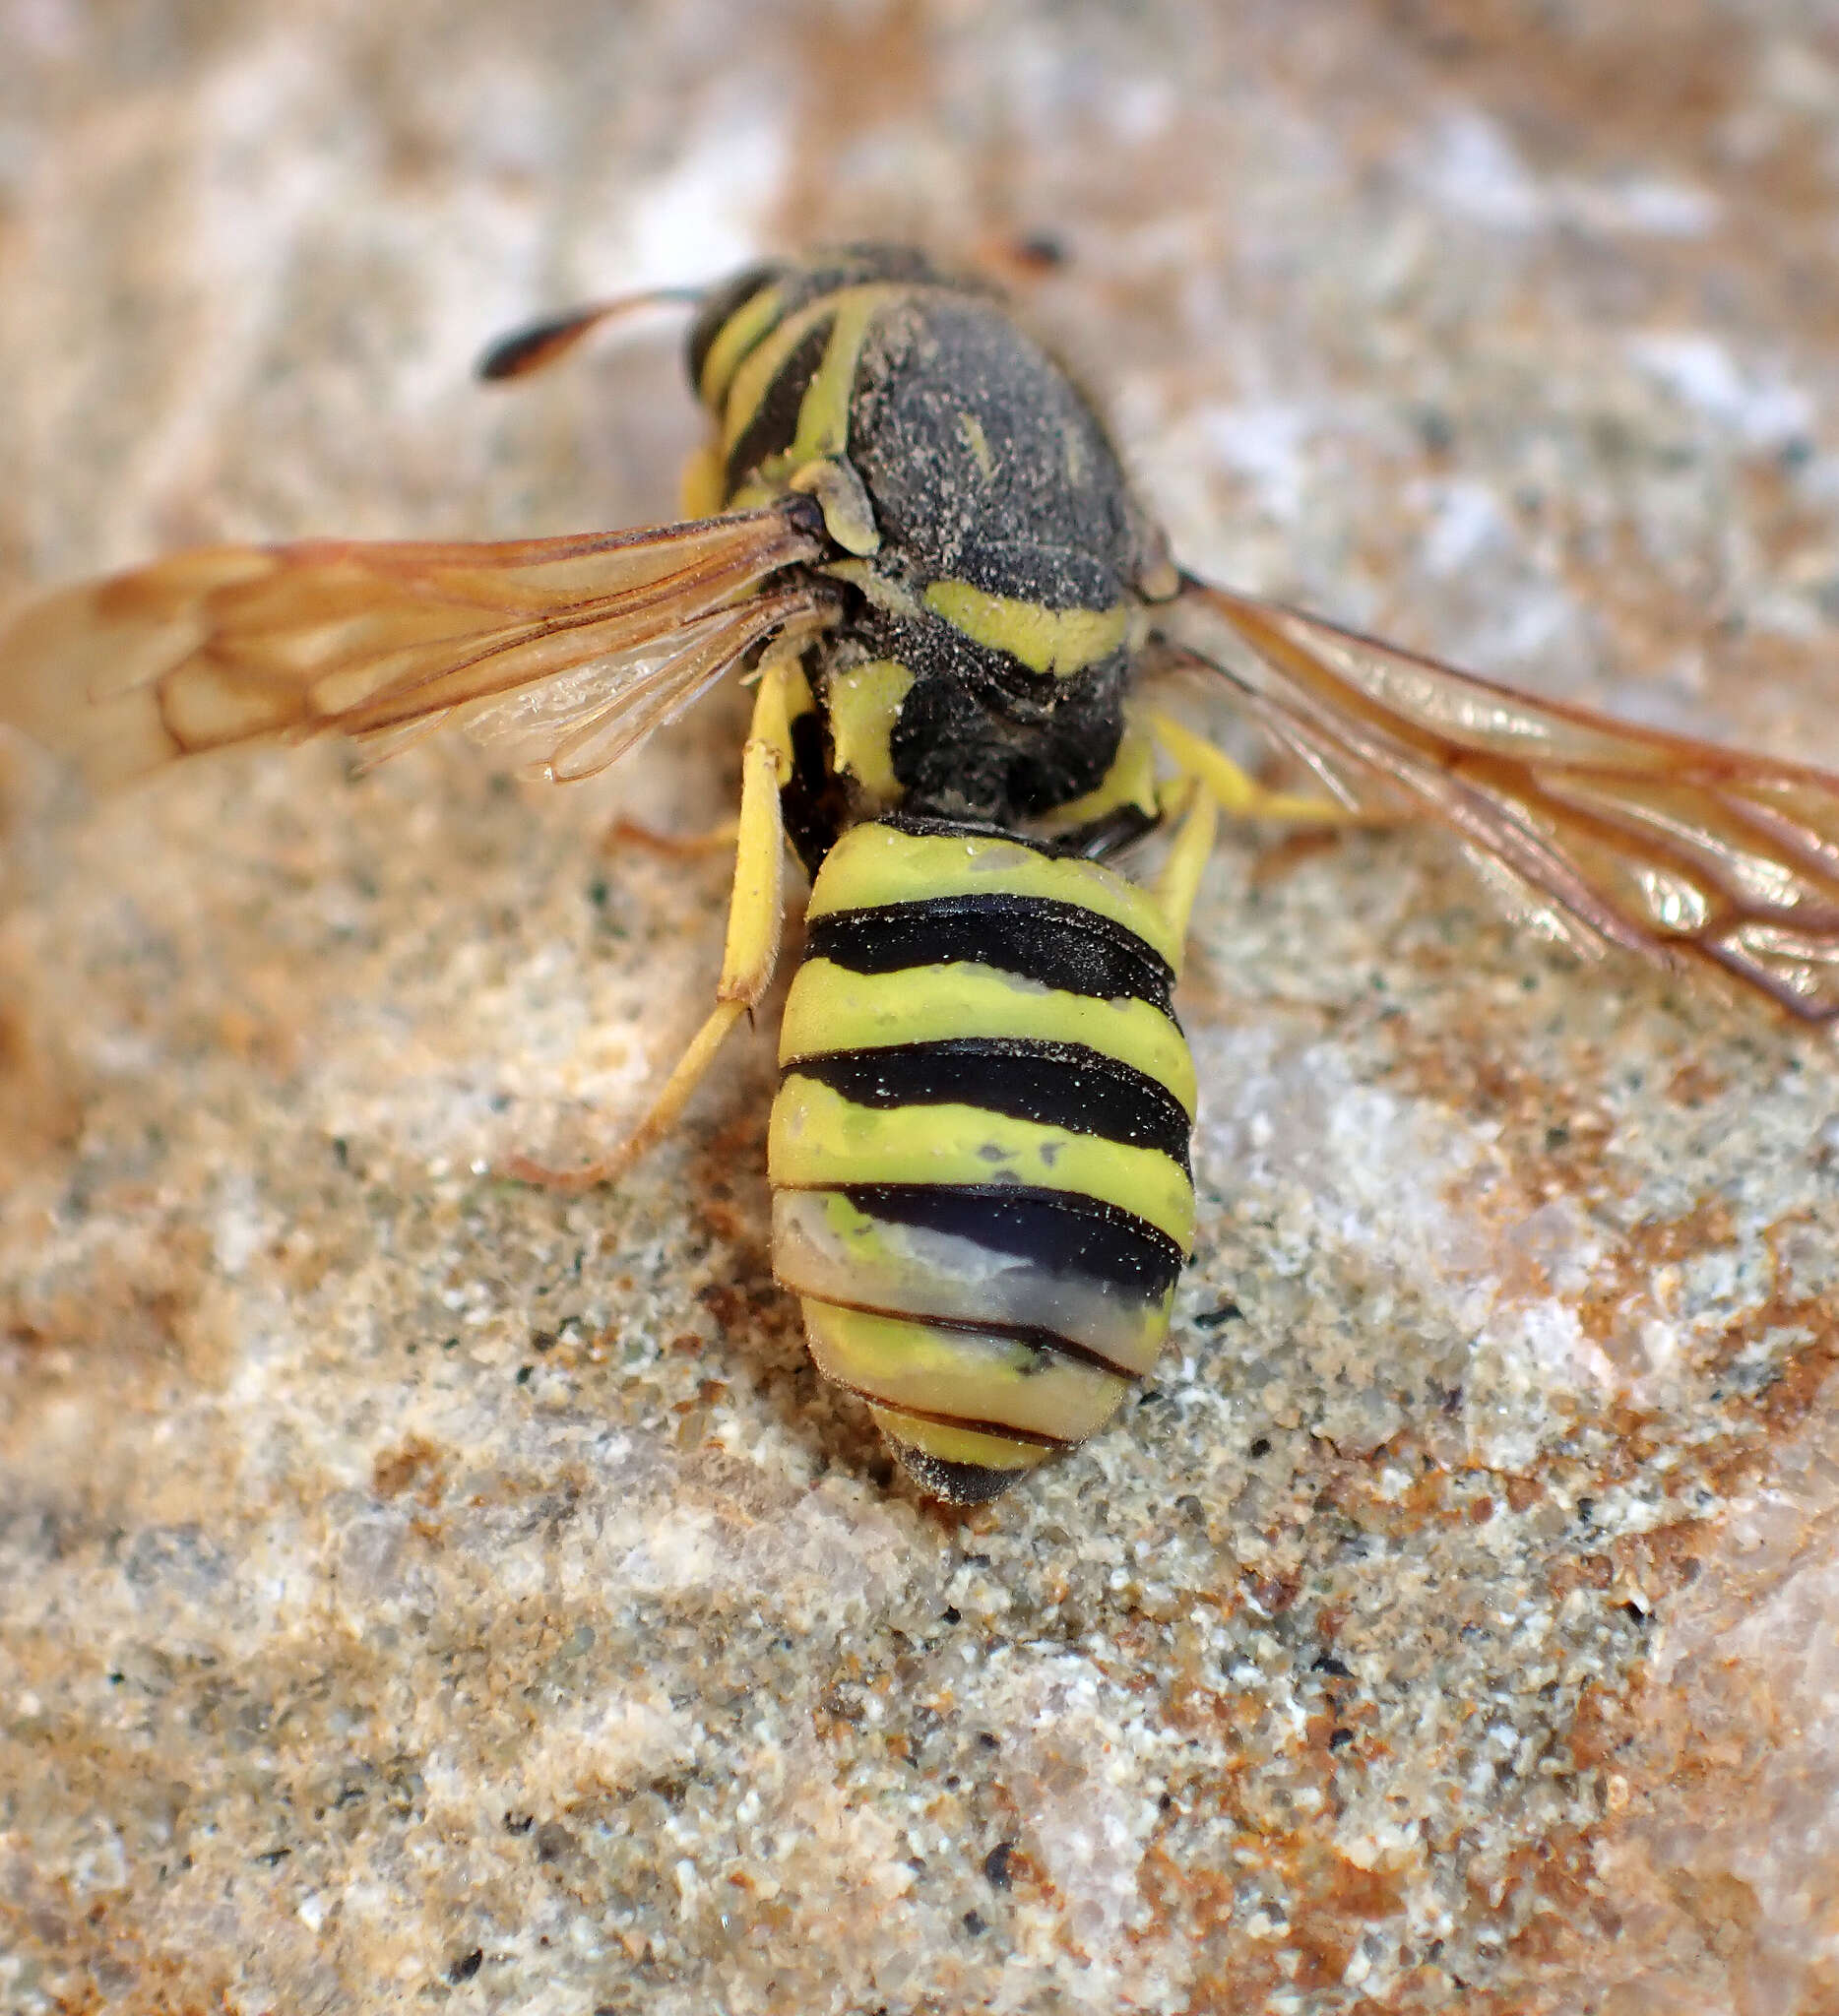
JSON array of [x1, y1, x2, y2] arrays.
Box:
[[1161, 579, 1839, 1022], [0, 501, 824, 788]]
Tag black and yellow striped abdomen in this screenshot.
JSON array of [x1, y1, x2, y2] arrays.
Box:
[[770, 818, 1197, 1502]]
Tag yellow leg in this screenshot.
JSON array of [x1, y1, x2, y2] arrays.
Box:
[[1147, 701, 1395, 975], [602, 637, 810, 857], [1148, 710, 1370, 826], [602, 813, 741, 858], [1046, 726, 1162, 832], [1151, 779, 1219, 976], [504, 670, 795, 1192]]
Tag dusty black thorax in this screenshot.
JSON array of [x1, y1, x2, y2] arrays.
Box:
[[844, 291, 1147, 820], [712, 259, 1161, 871]]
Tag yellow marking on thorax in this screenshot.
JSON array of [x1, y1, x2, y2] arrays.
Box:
[[806, 821, 1184, 969], [697, 283, 790, 410], [720, 283, 910, 463], [721, 295, 840, 457], [826, 659, 912, 804], [921, 579, 1140, 678], [724, 472, 783, 512], [788, 288, 895, 465], [958, 411, 994, 480]]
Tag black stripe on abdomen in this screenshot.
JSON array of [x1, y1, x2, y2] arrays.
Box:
[[803, 1292, 1146, 1381], [785, 1039, 1191, 1166], [838, 1182, 1184, 1299], [804, 895, 1175, 1017], [822, 1394, 1073, 1450]]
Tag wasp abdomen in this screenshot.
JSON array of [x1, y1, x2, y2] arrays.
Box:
[[769, 818, 1197, 1502]]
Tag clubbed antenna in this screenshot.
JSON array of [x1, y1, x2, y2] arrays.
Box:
[[476, 285, 704, 382]]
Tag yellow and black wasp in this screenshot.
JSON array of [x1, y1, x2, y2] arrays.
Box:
[[5, 244, 1839, 1501]]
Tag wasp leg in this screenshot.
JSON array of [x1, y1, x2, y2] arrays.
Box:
[[505, 672, 793, 1192], [1043, 726, 1164, 859], [1150, 777, 1220, 973], [602, 814, 741, 858], [1148, 709, 1376, 826], [1051, 801, 1162, 861]]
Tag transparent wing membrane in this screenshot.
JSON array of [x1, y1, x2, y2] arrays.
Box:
[[457, 592, 830, 784], [1163, 579, 1839, 1021], [0, 502, 823, 789]]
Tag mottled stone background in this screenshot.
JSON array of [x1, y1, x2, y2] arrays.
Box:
[[4, 2, 1839, 2011]]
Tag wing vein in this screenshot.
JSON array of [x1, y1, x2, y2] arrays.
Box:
[[1161, 577, 1839, 1022]]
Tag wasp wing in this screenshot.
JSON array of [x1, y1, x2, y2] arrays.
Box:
[[1161, 578, 1839, 1022], [0, 502, 823, 789]]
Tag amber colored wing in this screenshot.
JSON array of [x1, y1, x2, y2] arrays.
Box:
[[1160, 578, 1839, 1022], [0, 501, 825, 789]]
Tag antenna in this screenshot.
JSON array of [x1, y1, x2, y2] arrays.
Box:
[[476, 285, 705, 383]]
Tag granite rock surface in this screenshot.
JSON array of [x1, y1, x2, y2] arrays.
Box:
[[4, 3, 1839, 2011]]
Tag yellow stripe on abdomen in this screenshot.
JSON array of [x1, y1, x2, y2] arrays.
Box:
[[800, 1299, 1131, 1445], [770, 1076, 1194, 1250], [769, 816, 1198, 1504], [803, 819, 1186, 968], [779, 961, 1196, 1115]]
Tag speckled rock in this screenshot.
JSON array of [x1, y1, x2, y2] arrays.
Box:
[[4, 4, 1839, 2012]]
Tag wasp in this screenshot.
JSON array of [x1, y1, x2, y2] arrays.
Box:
[[5, 244, 1838, 1502]]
